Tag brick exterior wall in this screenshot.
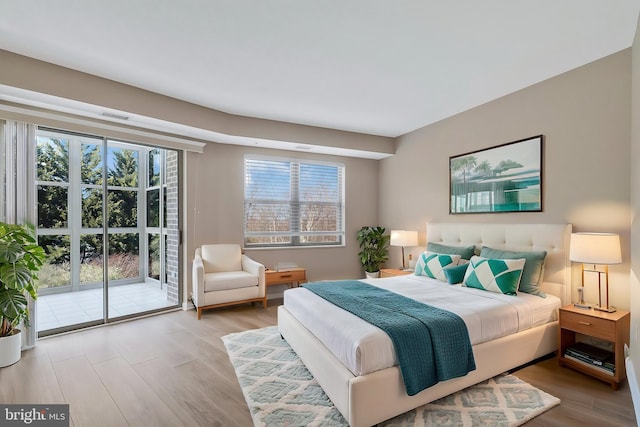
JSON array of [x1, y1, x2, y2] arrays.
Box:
[[165, 150, 179, 304]]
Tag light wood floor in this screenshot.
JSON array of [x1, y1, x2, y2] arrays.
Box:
[[1, 301, 636, 427]]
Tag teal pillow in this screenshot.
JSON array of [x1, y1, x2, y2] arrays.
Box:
[[427, 242, 476, 260], [462, 256, 525, 295], [479, 246, 547, 297], [443, 264, 468, 284], [415, 252, 461, 281]]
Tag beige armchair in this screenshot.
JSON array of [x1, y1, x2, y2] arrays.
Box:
[[191, 244, 266, 319]]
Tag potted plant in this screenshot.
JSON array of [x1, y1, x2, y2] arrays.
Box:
[[0, 222, 45, 367], [357, 226, 390, 278]]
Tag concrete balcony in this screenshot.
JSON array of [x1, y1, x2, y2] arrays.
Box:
[[37, 282, 177, 333]]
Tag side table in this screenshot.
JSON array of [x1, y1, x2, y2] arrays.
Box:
[[265, 268, 307, 288], [558, 304, 630, 389]]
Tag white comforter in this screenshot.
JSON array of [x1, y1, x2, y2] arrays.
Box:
[[283, 274, 560, 376]]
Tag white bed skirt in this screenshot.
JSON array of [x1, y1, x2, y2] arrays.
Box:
[[278, 305, 559, 427]]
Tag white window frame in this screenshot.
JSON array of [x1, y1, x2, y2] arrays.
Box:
[[243, 155, 345, 248]]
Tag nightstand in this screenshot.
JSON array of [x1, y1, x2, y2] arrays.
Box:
[[558, 305, 630, 389], [380, 269, 413, 278], [265, 268, 306, 288]]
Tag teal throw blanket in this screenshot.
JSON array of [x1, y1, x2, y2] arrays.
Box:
[[302, 280, 476, 396]]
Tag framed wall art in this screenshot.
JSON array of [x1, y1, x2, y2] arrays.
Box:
[[449, 135, 543, 214]]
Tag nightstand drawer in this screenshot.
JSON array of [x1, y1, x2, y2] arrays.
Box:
[[266, 268, 307, 286], [270, 270, 305, 282], [561, 310, 616, 341]]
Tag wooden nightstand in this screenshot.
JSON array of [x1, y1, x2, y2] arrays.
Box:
[[265, 268, 306, 288], [558, 305, 630, 389], [380, 269, 413, 278]]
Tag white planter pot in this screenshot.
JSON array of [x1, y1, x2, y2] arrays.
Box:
[[0, 329, 22, 368], [364, 271, 380, 279]]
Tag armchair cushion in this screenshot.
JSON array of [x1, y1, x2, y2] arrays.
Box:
[[204, 271, 258, 292], [201, 244, 242, 272]]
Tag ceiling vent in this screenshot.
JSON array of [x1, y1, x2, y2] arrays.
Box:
[[101, 111, 130, 121]]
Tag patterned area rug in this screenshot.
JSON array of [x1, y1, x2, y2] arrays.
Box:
[[222, 326, 560, 427]]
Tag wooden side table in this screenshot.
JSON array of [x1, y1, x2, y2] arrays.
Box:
[[558, 304, 630, 389], [380, 269, 413, 278], [265, 268, 307, 288]]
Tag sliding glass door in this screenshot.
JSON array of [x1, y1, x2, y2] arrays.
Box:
[[35, 128, 181, 335]]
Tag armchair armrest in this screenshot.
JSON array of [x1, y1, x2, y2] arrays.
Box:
[[192, 251, 205, 307], [242, 254, 266, 294]]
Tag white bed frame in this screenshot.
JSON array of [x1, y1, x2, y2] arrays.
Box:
[[278, 223, 571, 427]]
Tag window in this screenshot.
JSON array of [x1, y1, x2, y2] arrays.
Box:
[[244, 156, 345, 247], [34, 128, 180, 300]]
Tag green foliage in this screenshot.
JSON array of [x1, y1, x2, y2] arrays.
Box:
[[36, 261, 70, 288], [37, 140, 142, 268], [105, 149, 139, 254], [37, 139, 69, 229], [0, 223, 46, 337], [37, 253, 140, 289], [357, 226, 390, 273]]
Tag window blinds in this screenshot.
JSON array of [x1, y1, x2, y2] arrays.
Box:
[[244, 156, 345, 247]]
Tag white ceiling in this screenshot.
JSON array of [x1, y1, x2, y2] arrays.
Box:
[[0, 1, 639, 138]]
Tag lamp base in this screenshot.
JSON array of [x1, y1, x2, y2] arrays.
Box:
[[594, 305, 617, 313], [573, 302, 592, 309]]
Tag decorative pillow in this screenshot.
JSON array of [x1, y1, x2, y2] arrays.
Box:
[[427, 242, 476, 260], [479, 247, 547, 297], [443, 263, 468, 284], [462, 256, 525, 295], [415, 252, 461, 281]]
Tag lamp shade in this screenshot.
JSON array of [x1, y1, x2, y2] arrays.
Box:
[[569, 232, 622, 265], [390, 230, 418, 247]]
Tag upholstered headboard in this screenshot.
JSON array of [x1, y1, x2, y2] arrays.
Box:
[[426, 223, 572, 305]]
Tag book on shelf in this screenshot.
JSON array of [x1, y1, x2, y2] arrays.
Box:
[[566, 341, 613, 365], [564, 349, 614, 369], [564, 353, 615, 376], [565, 348, 605, 366]]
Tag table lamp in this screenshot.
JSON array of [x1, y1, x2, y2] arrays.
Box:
[[390, 230, 418, 270], [569, 232, 622, 312]]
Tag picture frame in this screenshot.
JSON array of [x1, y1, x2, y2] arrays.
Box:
[[449, 135, 543, 214]]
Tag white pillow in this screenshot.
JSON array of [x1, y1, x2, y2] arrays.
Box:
[[414, 251, 461, 282], [462, 255, 525, 295]]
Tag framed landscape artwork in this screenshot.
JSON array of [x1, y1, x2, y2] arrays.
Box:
[[449, 135, 543, 214]]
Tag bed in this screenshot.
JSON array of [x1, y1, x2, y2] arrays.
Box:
[[277, 223, 572, 427]]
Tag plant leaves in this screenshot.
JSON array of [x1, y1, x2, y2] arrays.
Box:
[[0, 288, 27, 323], [0, 222, 46, 335], [0, 264, 33, 289]]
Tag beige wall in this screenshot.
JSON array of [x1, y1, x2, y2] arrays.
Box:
[[379, 49, 632, 310], [184, 143, 379, 300], [631, 17, 640, 349]]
